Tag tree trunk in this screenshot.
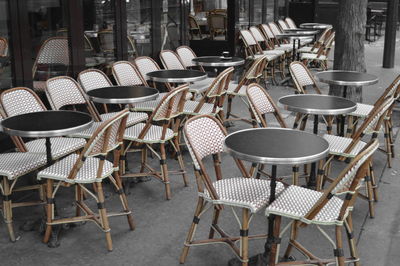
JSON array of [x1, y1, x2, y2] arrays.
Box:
[[330, 0, 368, 102]]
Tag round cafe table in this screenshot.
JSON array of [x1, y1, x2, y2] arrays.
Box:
[[299, 23, 332, 29], [225, 128, 329, 265], [86, 85, 159, 104], [278, 94, 356, 187], [1, 111, 93, 165], [146, 69, 207, 83], [192, 56, 245, 67], [276, 30, 319, 61], [315, 70, 379, 98]]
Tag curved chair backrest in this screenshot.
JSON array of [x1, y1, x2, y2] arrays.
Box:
[[98, 30, 114, 53], [32, 37, 70, 77], [134, 56, 161, 81], [159, 49, 185, 70], [360, 96, 394, 136], [78, 69, 113, 92], [205, 67, 234, 98], [303, 139, 379, 223], [268, 22, 282, 36], [285, 17, 297, 29], [207, 14, 227, 31], [260, 24, 275, 40], [240, 29, 258, 46], [246, 83, 287, 128], [112, 61, 148, 87], [127, 36, 138, 58], [249, 26, 266, 43], [1, 87, 46, 117], [245, 55, 267, 80], [176, 46, 197, 68], [46, 76, 88, 110], [277, 19, 289, 30], [289, 61, 321, 94], [188, 15, 200, 30], [0, 37, 8, 57], [152, 84, 189, 121]]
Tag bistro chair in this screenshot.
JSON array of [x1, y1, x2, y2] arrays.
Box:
[[32, 37, 70, 93], [346, 74, 400, 167], [159, 49, 212, 96], [207, 13, 227, 40], [269, 22, 313, 46], [37, 110, 134, 251], [188, 15, 203, 40], [298, 27, 333, 54], [277, 19, 290, 31], [259, 24, 294, 53], [112, 61, 149, 87], [0, 37, 8, 57], [179, 115, 285, 265], [122, 85, 189, 200], [240, 29, 281, 61], [98, 29, 115, 57], [266, 139, 379, 266], [284, 17, 297, 29], [323, 96, 395, 217], [0, 87, 86, 159], [225, 55, 268, 124], [47, 76, 148, 130], [176, 45, 205, 71], [300, 32, 335, 70], [246, 83, 287, 128], [127, 35, 138, 59]]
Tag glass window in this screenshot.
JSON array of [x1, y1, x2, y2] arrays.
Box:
[[188, 0, 227, 41], [161, 0, 182, 50], [267, 1, 275, 22], [0, 0, 13, 90], [253, 0, 263, 26], [27, 0, 70, 92], [126, 0, 152, 57], [82, 0, 116, 69], [238, 0, 250, 30]]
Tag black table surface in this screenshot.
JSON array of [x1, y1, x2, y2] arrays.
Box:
[[278, 94, 357, 115], [315, 71, 379, 86], [86, 86, 159, 104], [1, 110, 93, 138], [147, 69, 206, 79], [224, 128, 329, 165]]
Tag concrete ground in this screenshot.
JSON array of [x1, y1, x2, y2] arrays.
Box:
[[0, 34, 399, 266]]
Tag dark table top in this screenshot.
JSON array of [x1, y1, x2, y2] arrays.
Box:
[[278, 94, 357, 115], [147, 69, 207, 83], [1, 110, 93, 138], [86, 86, 159, 104], [276, 30, 318, 38], [315, 70, 379, 87], [299, 23, 333, 29], [192, 56, 245, 67], [224, 128, 329, 165]]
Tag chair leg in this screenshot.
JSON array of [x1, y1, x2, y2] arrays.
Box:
[[241, 208, 250, 266], [95, 182, 113, 251], [140, 147, 147, 173], [292, 113, 302, 129], [369, 162, 378, 202], [113, 172, 135, 230], [283, 221, 298, 259], [384, 121, 392, 168], [180, 197, 205, 264], [173, 137, 188, 186], [326, 115, 333, 135], [208, 207, 220, 239], [346, 116, 354, 137], [268, 215, 281, 266], [2, 177, 15, 242], [292, 166, 299, 185], [335, 226, 345, 266], [75, 185, 82, 217], [43, 179, 54, 244], [226, 96, 233, 119], [365, 171, 375, 218], [160, 143, 171, 200], [345, 215, 360, 266]]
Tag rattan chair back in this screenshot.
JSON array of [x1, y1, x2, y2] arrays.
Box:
[[112, 61, 148, 87], [1, 87, 46, 117], [0, 37, 8, 57], [289, 61, 322, 94], [134, 56, 161, 81], [285, 17, 297, 29], [176, 46, 198, 68], [277, 19, 289, 31], [98, 30, 114, 54], [78, 69, 113, 92], [159, 49, 186, 70]]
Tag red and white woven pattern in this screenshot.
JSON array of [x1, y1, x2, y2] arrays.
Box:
[[134, 57, 160, 80], [349, 103, 374, 118], [240, 30, 258, 46], [112, 61, 144, 86], [160, 50, 185, 70], [2, 89, 45, 116], [100, 111, 148, 127], [0, 152, 47, 180], [266, 185, 345, 225], [323, 134, 366, 157], [201, 178, 285, 213], [37, 153, 115, 184], [247, 85, 275, 124], [290, 62, 315, 88], [268, 22, 282, 35], [184, 116, 226, 169], [78, 69, 112, 92], [363, 96, 394, 134], [176, 46, 196, 68], [46, 77, 87, 110]]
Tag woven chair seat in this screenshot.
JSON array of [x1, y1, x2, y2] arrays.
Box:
[[254, 53, 279, 61], [263, 50, 285, 56], [265, 185, 345, 225], [132, 100, 160, 112], [69, 122, 103, 139], [25, 137, 86, 160], [300, 53, 327, 61], [200, 178, 285, 213], [227, 83, 247, 96], [33, 81, 47, 92], [189, 77, 214, 94], [348, 103, 374, 118], [124, 123, 175, 143], [323, 134, 366, 157], [183, 101, 220, 116], [298, 46, 316, 53], [37, 154, 115, 184], [0, 153, 47, 180], [100, 111, 148, 127], [300, 38, 314, 45]]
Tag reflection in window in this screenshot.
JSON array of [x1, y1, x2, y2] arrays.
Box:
[[0, 0, 12, 90], [126, 0, 152, 57], [161, 0, 182, 50], [188, 0, 227, 41], [27, 0, 70, 93]]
